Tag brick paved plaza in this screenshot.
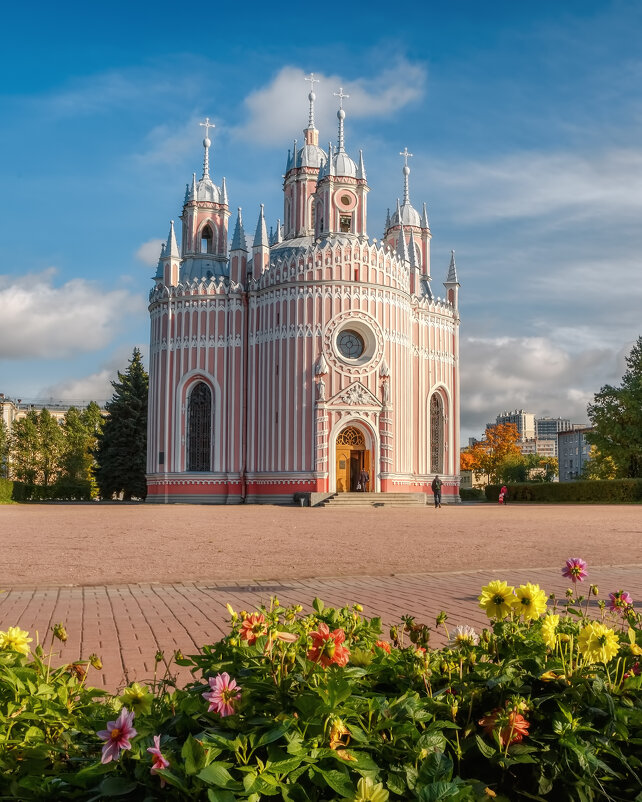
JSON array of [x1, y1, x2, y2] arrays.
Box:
[[0, 503, 640, 691]]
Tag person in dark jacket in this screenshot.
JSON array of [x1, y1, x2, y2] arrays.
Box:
[[431, 475, 442, 508]]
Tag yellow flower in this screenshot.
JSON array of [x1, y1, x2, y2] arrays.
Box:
[[541, 614, 560, 650], [0, 626, 32, 655], [514, 583, 548, 620], [478, 581, 516, 620], [578, 622, 620, 665], [119, 682, 153, 715], [351, 777, 389, 802]]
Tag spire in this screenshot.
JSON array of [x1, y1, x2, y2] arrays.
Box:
[[357, 149, 367, 180], [304, 72, 319, 130], [408, 230, 418, 268], [400, 147, 413, 205], [183, 183, 190, 204], [253, 204, 269, 248], [421, 202, 430, 229], [327, 142, 335, 176], [154, 242, 166, 280], [446, 250, 459, 284], [230, 208, 248, 252], [333, 87, 350, 152], [396, 223, 409, 262], [199, 118, 215, 180], [189, 172, 197, 201], [276, 218, 283, 243], [221, 176, 228, 205], [385, 208, 391, 229], [166, 220, 179, 258]]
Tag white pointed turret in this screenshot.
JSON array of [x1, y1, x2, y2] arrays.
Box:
[[221, 176, 228, 206], [444, 250, 460, 309], [158, 220, 180, 286], [229, 208, 248, 285], [253, 204, 269, 248], [166, 220, 180, 258], [396, 222, 409, 263], [357, 149, 367, 180], [252, 204, 270, 276], [421, 202, 430, 230]]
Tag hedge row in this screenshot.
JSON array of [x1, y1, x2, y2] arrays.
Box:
[[10, 480, 93, 502], [459, 487, 486, 501], [485, 478, 642, 503]]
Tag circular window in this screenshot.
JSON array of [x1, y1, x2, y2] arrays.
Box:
[[341, 194, 351, 206], [337, 330, 365, 359]]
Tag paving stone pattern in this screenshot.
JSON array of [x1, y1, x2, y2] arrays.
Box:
[[2, 565, 641, 692]]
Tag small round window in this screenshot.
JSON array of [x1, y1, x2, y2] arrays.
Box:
[[341, 194, 351, 206], [337, 330, 365, 359]]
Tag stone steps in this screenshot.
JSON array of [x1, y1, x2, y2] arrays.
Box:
[[320, 492, 427, 508]]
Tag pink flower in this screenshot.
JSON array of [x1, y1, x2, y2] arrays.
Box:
[[97, 707, 137, 764], [562, 557, 588, 584], [609, 590, 633, 616], [202, 672, 241, 717], [147, 735, 170, 787]]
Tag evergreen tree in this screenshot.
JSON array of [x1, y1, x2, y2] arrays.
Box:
[[94, 349, 148, 500], [61, 402, 104, 482], [587, 336, 642, 478]]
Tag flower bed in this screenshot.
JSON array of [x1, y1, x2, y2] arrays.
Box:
[[1, 561, 641, 800]]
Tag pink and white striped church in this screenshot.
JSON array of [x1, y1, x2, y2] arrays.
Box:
[[146, 79, 461, 504]]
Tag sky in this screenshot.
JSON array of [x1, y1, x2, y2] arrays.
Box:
[[1, 0, 641, 442]]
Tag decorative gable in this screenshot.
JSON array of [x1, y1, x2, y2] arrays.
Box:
[[326, 381, 382, 409]]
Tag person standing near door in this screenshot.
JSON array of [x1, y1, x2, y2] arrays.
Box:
[[431, 475, 442, 508], [359, 468, 369, 492]]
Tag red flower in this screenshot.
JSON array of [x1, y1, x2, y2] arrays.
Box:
[[240, 613, 267, 645], [375, 640, 391, 653], [307, 622, 350, 667], [479, 707, 530, 748]]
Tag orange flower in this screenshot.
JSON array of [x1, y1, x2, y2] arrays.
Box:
[[307, 622, 350, 668], [375, 640, 391, 653], [479, 707, 530, 748], [239, 613, 268, 645]]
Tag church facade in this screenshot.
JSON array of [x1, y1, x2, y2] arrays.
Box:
[[146, 81, 461, 504]]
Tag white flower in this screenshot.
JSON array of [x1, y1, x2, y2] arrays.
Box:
[[449, 625, 479, 648]]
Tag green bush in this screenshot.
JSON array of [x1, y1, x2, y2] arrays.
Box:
[[1, 577, 641, 800], [0, 478, 13, 503], [459, 488, 486, 501], [11, 480, 92, 502], [486, 478, 642, 503]]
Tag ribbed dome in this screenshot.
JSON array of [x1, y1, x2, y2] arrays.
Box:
[[298, 143, 327, 169], [333, 151, 357, 178], [190, 176, 221, 204], [391, 201, 421, 227]]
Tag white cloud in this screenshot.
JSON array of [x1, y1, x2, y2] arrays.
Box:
[[135, 238, 164, 267], [430, 147, 642, 225], [459, 335, 622, 439], [134, 115, 209, 167], [0, 269, 142, 359], [236, 61, 426, 146]]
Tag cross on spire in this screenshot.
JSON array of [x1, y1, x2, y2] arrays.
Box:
[[333, 87, 350, 109], [199, 118, 215, 179], [400, 147, 413, 167], [304, 73, 319, 129]]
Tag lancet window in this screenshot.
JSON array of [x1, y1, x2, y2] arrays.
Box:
[[201, 225, 213, 254], [430, 393, 444, 474], [187, 382, 212, 471]]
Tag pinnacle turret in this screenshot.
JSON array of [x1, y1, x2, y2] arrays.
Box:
[[230, 208, 247, 252], [253, 204, 269, 249], [166, 220, 180, 258], [396, 222, 409, 262], [445, 250, 459, 285]]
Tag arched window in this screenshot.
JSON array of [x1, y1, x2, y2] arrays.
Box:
[[430, 393, 444, 474], [201, 225, 213, 254], [187, 382, 212, 471]]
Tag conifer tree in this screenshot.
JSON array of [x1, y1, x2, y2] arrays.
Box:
[[94, 349, 148, 500], [587, 336, 642, 478]]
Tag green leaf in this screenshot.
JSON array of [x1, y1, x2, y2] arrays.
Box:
[[255, 724, 289, 747], [312, 597, 325, 614], [198, 762, 243, 790], [207, 791, 237, 802], [475, 734, 497, 759], [182, 734, 206, 775], [418, 752, 453, 785], [97, 776, 138, 796], [313, 766, 354, 797]]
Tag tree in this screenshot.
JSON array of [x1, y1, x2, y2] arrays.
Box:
[[0, 419, 8, 478], [38, 408, 65, 487], [586, 336, 642, 478], [61, 403, 104, 482], [581, 446, 617, 480], [94, 349, 149, 500], [10, 411, 41, 484], [462, 423, 521, 483]]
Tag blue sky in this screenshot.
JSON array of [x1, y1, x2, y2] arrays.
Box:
[[1, 0, 641, 441]]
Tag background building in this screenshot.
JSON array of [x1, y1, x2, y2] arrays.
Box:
[[558, 427, 592, 481], [146, 87, 461, 504], [487, 409, 535, 441]]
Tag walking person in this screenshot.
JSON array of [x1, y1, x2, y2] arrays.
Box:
[[359, 468, 369, 492], [431, 475, 442, 508], [499, 485, 508, 505]]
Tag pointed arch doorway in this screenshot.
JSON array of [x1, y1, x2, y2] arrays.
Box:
[[335, 425, 370, 492]]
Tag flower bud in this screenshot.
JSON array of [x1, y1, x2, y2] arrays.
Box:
[[89, 653, 102, 670], [52, 623, 68, 643], [155, 650, 164, 663], [174, 649, 184, 661], [354, 603, 363, 612], [592, 585, 599, 596]]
